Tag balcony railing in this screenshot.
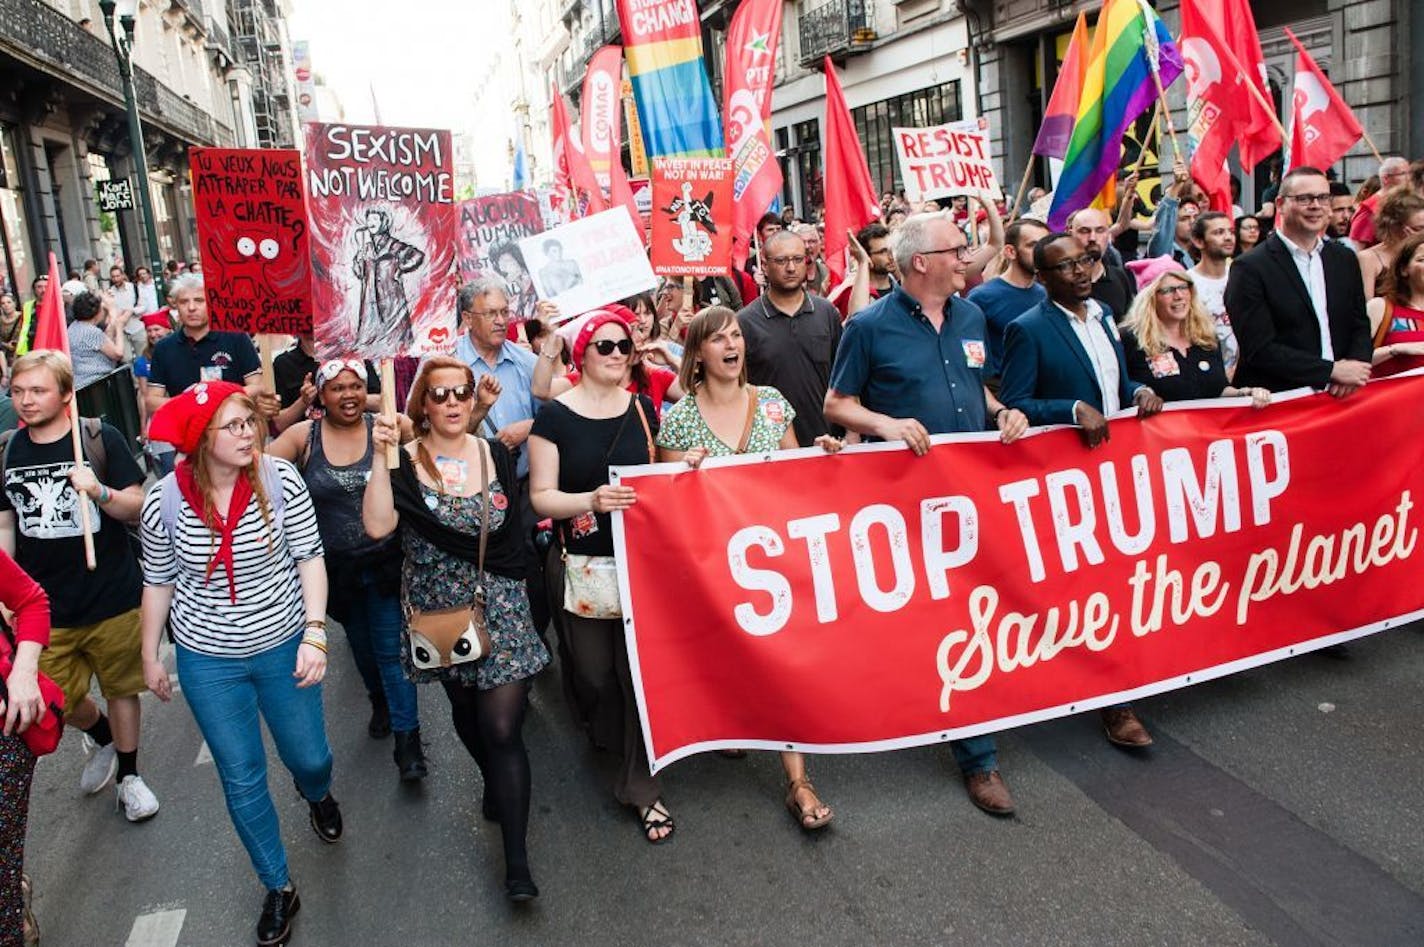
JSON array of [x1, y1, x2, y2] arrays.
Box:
[[798, 0, 877, 67], [1, 0, 234, 147]]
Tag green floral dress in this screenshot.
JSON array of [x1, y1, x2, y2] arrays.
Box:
[[655, 385, 796, 456]]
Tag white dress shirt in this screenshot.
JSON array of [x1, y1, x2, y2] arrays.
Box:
[[1054, 298, 1121, 415], [1276, 231, 1334, 360]]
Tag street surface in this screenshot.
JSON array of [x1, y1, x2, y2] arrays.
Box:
[[23, 622, 1424, 946]]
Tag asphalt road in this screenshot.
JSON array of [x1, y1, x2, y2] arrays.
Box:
[[22, 623, 1424, 947]]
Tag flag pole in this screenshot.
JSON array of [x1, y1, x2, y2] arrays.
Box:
[[68, 406, 97, 571], [1133, 103, 1163, 174], [1138, 3, 1183, 159], [1007, 157, 1037, 224], [1358, 128, 1386, 165]]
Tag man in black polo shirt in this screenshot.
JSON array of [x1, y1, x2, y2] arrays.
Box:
[[144, 273, 277, 420], [735, 229, 843, 446], [1069, 208, 1136, 321]]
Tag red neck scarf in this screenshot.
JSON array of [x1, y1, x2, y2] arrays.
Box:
[[175, 460, 254, 604]]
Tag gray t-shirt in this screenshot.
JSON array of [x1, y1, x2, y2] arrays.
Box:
[[67, 321, 118, 389]]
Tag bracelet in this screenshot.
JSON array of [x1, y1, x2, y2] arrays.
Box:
[[97, 484, 111, 504], [301, 637, 328, 653], [304, 619, 327, 631], [992, 407, 1009, 424]]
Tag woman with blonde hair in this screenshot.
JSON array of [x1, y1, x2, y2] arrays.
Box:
[[363, 356, 548, 902], [1358, 188, 1424, 298], [656, 306, 844, 831], [1367, 230, 1424, 375], [139, 381, 334, 947], [1120, 265, 1270, 406]]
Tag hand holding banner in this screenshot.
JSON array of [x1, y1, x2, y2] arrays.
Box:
[[520, 208, 657, 322]]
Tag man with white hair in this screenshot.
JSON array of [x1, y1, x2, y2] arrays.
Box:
[[1349, 156, 1411, 247]]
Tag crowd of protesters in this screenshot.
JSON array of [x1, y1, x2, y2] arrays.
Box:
[[0, 150, 1421, 947]]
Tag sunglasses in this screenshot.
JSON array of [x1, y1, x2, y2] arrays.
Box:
[[589, 338, 634, 357], [425, 384, 474, 404]]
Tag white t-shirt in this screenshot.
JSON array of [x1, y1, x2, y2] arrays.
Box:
[[1192, 268, 1239, 377]]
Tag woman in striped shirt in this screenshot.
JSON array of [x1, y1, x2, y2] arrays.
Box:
[[138, 381, 335, 947]]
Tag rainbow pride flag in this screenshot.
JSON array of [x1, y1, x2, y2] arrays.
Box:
[[1048, 0, 1181, 228], [616, 0, 724, 158]]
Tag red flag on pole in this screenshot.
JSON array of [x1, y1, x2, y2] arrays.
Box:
[[821, 58, 880, 288], [724, 0, 785, 268], [551, 84, 607, 220], [1202, 0, 1280, 170], [1284, 29, 1362, 172], [31, 252, 68, 356]]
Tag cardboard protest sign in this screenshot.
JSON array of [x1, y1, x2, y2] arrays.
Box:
[[893, 118, 1003, 204], [191, 148, 312, 335], [303, 123, 458, 359], [456, 192, 545, 320], [649, 158, 733, 276], [519, 208, 656, 321]]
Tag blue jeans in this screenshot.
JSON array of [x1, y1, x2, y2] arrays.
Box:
[[176, 636, 333, 890], [341, 567, 419, 733], [951, 735, 998, 776]]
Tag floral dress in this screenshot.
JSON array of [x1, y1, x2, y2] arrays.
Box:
[[399, 479, 549, 689], [656, 384, 797, 456]]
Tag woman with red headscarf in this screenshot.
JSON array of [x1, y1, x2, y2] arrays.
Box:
[[138, 382, 334, 947]]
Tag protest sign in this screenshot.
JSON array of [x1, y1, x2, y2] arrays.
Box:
[[613, 375, 1424, 772], [190, 148, 312, 335], [649, 158, 734, 276], [894, 117, 1003, 204], [519, 208, 656, 321], [456, 192, 545, 320], [304, 122, 458, 359]]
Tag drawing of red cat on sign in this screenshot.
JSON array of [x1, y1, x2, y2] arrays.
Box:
[[304, 122, 458, 359]]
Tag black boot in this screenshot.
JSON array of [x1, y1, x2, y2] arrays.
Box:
[[307, 793, 343, 843], [367, 693, 391, 739], [257, 884, 300, 947], [393, 729, 428, 782]]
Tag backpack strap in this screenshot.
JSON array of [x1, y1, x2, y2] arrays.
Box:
[[259, 455, 286, 533], [159, 459, 286, 542], [78, 417, 107, 484], [158, 472, 181, 543], [0, 429, 14, 478]]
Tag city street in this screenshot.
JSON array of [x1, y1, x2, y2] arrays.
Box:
[[22, 622, 1424, 946]]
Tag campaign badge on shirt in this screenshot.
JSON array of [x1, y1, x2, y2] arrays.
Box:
[[1147, 353, 1180, 378], [962, 339, 986, 369], [434, 455, 467, 492], [570, 511, 599, 539], [761, 398, 784, 425], [199, 366, 224, 382]]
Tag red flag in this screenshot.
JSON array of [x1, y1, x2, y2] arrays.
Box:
[[551, 84, 606, 219], [821, 58, 879, 288], [724, 0, 784, 268], [1200, 0, 1279, 169], [1285, 29, 1362, 173], [582, 46, 644, 242], [31, 252, 68, 356]]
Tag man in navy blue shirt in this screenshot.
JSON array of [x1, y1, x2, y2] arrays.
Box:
[[966, 218, 1048, 388], [824, 211, 1028, 817]]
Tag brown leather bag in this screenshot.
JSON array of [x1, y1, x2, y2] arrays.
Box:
[[406, 442, 494, 670]]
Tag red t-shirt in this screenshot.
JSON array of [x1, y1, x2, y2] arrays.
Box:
[[1349, 194, 1380, 246], [563, 365, 676, 416]]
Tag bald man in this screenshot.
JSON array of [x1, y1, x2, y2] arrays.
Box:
[[1069, 208, 1137, 319], [1349, 156, 1411, 248]]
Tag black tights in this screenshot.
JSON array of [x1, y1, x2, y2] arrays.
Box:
[[440, 679, 533, 881]]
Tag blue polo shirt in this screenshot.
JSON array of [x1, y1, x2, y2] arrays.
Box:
[[829, 286, 988, 436], [148, 328, 260, 396], [453, 332, 540, 477]]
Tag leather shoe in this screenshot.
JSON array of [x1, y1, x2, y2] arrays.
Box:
[[1101, 707, 1153, 747], [964, 769, 1015, 816], [505, 876, 539, 902], [256, 885, 300, 947], [393, 729, 428, 782], [307, 793, 343, 843]]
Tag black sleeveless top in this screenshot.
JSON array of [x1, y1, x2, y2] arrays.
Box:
[[301, 415, 393, 560]]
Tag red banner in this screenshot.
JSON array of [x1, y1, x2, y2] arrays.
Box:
[[190, 148, 312, 335], [303, 123, 457, 360], [649, 158, 733, 276], [613, 377, 1424, 772]]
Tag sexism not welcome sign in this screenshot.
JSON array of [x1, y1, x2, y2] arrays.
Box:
[[191, 148, 313, 334], [893, 118, 1003, 204]]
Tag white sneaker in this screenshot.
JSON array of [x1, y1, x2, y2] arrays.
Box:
[[80, 740, 117, 795], [115, 775, 160, 822]]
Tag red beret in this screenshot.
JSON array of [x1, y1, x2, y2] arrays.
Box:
[[570, 309, 633, 372], [148, 381, 247, 455], [140, 312, 172, 330]]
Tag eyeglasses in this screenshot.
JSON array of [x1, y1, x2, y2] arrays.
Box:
[[211, 416, 258, 437], [1282, 192, 1332, 206], [1041, 256, 1092, 274], [467, 307, 511, 321], [1155, 284, 1192, 297], [589, 338, 634, 357], [768, 255, 806, 267], [920, 246, 972, 262], [426, 384, 474, 404]]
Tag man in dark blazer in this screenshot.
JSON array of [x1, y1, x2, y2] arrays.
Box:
[[1000, 233, 1164, 450], [1226, 166, 1372, 396]]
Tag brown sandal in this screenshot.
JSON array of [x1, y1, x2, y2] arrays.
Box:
[[785, 777, 833, 831]]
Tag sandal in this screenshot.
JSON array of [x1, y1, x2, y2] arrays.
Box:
[[21, 873, 38, 946], [786, 777, 834, 831], [637, 800, 676, 844]]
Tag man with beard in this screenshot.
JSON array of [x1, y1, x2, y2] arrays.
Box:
[[1328, 182, 1357, 250], [1069, 208, 1137, 320], [1188, 212, 1240, 377], [967, 218, 1048, 388], [832, 222, 897, 318]]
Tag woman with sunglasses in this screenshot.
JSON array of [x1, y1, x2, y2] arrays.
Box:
[[1358, 188, 1424, 298], [1120, 263, 1270, 406], [363, 357, 548, 902], [528, 311, 674, 844], [531, 304, 684, 416], [656, 306, 845, 832], [268, 361, 428, 779], [139, 382, 336, 947]]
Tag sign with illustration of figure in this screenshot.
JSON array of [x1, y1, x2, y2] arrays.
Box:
[[303, 123, 458, 359], [456, 192, 545, 321], [518, 208, 656, 323], [649, 158, 733, 276], [190, 148, 313, 335]]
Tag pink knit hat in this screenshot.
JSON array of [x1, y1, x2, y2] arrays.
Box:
[[1125, 255, 1186, 293]]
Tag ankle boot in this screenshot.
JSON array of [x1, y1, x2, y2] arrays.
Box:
[[367, 694, 391, 739], [393, 729, 429, 782]]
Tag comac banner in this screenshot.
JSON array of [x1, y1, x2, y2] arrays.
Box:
[[612, 377, 1424, 773]]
